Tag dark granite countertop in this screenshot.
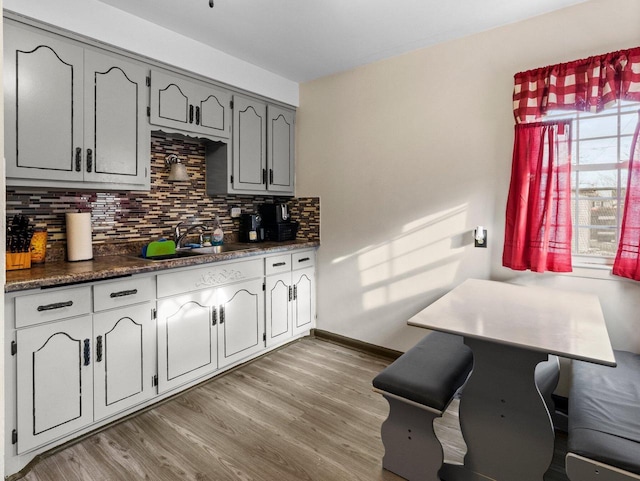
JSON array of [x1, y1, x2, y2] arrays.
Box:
[[5, 240, 319, 293]]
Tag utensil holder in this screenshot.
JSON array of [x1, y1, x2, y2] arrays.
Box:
[[6, 252, 31, 271]]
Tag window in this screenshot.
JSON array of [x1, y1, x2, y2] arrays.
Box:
[[547, 101, 640, 265]]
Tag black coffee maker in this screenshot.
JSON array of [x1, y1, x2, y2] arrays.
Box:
[[258, 204, 298, 241], [239, 213, 264, 243]]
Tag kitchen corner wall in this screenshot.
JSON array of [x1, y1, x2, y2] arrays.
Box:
[[6, 133, 319, 261], [296, 0, 640, 357]]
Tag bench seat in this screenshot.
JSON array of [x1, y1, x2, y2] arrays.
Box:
[[567, 350, 640, 480], [373, 331, 473, 412]]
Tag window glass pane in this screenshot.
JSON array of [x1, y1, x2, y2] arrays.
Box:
[[579, 115, 618, 139], [621, 135, 634, 160], [577, 170, 619, 190], [620, 102, 640, 114], [575, 227, 617, 257], [620, 113, 638, 136], [578, 138, 618, 165]]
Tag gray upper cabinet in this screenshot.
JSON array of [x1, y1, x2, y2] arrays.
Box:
[[232, 95, 267, 192], [206, 95, 295, 196], [149, 69, 230, 139], [267, 105, 295, 194], [4, 22, 150, 190]]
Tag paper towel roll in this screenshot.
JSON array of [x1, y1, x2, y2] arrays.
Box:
[[66, 212, 93, 261]]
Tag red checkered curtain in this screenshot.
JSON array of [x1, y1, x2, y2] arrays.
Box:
[[513, 47, 640, 123], [613, 113, 640, 280], [503, 121, 573, 272]]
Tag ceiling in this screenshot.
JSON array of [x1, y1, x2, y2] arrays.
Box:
[[96, 0, 587, 83]]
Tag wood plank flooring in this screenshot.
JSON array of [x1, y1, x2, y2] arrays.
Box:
[[17, 338, 569, 481]]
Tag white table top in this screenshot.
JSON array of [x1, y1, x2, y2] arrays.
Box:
[[407, 279, 616, 366]]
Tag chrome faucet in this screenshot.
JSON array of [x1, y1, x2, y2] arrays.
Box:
[[174, 222, 209, 249]]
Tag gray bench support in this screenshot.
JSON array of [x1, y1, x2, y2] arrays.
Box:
[[373, 332, 473, 481]]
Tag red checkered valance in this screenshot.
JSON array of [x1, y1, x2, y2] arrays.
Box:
[[513, 46, 640, 123]]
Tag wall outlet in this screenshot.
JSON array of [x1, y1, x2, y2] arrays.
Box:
[[230, 207, 241, 218]]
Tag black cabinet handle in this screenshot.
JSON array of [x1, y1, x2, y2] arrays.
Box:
[[212, 309, 217, 326], [110, 289, 138, 298], [298, 257, 310, 263], [262, 168, 267, 184], [96, 335, 103, 362], [86, 148, 93, 172], [269, 169, 273, 184], [189, 104, 194, 123], [289, 286, 292, 302], [75, 147, 82, 172], [272, 262, 286, 267], [83, 339, 91, 366], [220, 306, 225, 324], [37, 301, 73, 312], [293, 285, 298, 301], [196, 106, 200, 125]]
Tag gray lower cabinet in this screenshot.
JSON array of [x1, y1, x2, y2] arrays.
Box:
[[217, 278, 265, 367], [149, 69, 230, 139], [156, 289, 218, 394], [16, 314, 94, 454], [4, 21, 150, 189], [207, 96, 295, 196], [265, 251, 316, 346], [93, 302, 156, 422], [12, 280, 155, 454]]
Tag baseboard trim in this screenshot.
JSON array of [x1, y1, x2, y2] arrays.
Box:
[[312, 329, 403, 360]]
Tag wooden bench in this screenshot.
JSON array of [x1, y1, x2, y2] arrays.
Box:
[[373, 331, 560, 481], [567, 351, 640, 481]]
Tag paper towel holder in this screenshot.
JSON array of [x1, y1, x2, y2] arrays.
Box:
[[165, 154, 190, 182]]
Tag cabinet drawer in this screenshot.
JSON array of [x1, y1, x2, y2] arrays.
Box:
[[15, 286, 92, 328], [265, 254, 291, 276], [157, 258, 263, 298], [93, 277, 153, 311], [292, 251, 315, 270]]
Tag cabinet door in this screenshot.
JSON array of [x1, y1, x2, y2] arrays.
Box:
[[292, 267, 316, 336], [190, 82, 230, 138], [217, 278, 265, 367], [150, 70, 230, 139], [93, 302, 155, 421], [156, 290, 217, 393], [267, 105, 295, 195], [265, 272, 292, 347], [16, 315, 93, 454], [232, 95, 267, 192], [4, 23, 84, 182], [84, 51, 149, 185]]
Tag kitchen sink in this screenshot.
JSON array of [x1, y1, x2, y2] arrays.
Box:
[[138, 250, 204, 262], [187, 244, 256, 254], [137, 244, 255, 261]]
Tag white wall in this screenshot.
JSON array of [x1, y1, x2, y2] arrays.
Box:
[[3, 0, 299, 106], [297, 0, 640, 354]]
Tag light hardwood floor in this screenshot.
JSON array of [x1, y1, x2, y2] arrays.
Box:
[[16, 338, 569, 481]]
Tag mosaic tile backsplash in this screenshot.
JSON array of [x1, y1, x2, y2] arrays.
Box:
[[6, 133, 320, 261]]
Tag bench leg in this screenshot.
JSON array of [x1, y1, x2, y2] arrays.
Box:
[[380, 395, 444, 481]]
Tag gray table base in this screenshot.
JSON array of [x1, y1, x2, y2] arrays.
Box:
[[441, 338, 556, 481]]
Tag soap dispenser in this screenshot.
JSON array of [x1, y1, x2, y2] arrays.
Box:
[[212, 216, 224, 246]]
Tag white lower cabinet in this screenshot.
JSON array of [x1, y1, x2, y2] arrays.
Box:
[[217, 278, 265, 367], [156, 276, 265, 392], [7, 249, 316, 474], [93, 302, 156, 421], [292, 266, 315, 336], [156, 289, 218, 394], [265, 250, 316, 347], [16, 315, 94, 454]]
